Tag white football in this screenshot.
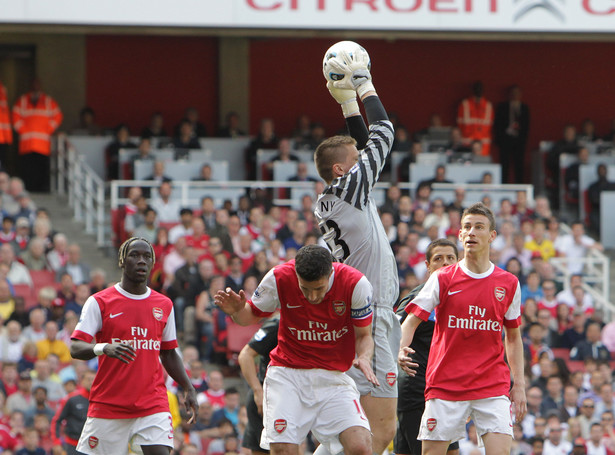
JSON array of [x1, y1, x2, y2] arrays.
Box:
[[322, 41, 371, 83]]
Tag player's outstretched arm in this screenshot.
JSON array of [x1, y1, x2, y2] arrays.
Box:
[[398, 314, 421, 376], [214, 288, 262, 326], [70, 339, 136, 363], [504, 326, 527, 423], [160, 349, 198, 424], [238, 344, 264, 415], [352, 324, 379, 386]]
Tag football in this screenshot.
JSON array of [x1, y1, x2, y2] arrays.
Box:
[[322, 41, 370, 83]]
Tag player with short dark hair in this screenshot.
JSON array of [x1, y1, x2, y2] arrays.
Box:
[[215, 244, 377, 455], [70, 237, 198, 455], [399, 203, 527, 455]]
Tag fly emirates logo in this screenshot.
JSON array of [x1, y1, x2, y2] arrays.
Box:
[[111, 326, 161, 351], [447, 305, 501, 332], [288, 321, 349, 342]]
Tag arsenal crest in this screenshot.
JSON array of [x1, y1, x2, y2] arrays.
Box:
[[427, 418, 437, 431], [274, 419, 287, 433], [333, 300, 346, 316], [386, 372, 396, 386], [88, 436, 99, 449], [494, 287, 506, 302], [153, 307, 163, 321]]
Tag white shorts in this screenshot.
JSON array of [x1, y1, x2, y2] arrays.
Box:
[[261, 366, 370, 454], [418, 396, 513, 443], [76, 412, 174, 455], [346, 305, 400, 398]]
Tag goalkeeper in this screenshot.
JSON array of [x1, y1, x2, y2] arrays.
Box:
[[314, 45, 406, 455]]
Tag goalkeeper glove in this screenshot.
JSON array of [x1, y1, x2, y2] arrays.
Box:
[[328, 49, 375, 98], [327, 81, 360, 117]]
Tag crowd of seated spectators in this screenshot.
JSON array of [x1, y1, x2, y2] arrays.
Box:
[[74, 106, 615, 454]]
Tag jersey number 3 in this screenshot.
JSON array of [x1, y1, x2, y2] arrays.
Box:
[[320, 220, 350, 261]]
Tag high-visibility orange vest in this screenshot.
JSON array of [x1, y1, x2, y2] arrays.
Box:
[[12, 92, 63, 155], [0, 82, 12, 145], [457, 96, 494, 156]]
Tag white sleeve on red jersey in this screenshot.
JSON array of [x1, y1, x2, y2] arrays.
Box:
[[504, 281, 522, 322], [351, 276, 373, 326], [162, 306, 177, 343], [249, 269, 280, 316], [72, 296, 102, 341], [408, 270, 441, 321]]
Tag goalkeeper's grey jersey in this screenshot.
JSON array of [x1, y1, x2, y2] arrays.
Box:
[[314, 120, 398, 308]]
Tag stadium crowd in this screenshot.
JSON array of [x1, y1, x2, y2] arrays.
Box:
[[3, 79, 615, 454]]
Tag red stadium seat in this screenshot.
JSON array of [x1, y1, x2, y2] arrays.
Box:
[[551, 347, 570, 359], [12, 283, 36, 309]]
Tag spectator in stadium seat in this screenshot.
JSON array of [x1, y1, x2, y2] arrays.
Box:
[[540, 375, 564, 416], [558, 385, 580, 423], [288, 161, 318, 183], [208, 209, 233, 254], [564, 146, 590, 209], [192, 163, 213, 182], [6, 370, 33, 413], [130, 137, 156, 176], [169, 208, 194, 245], [194, 275, 224, 362], [561, 308, 588, 350], [55, 244, 90, 286], [554, 221, 603, 275], [265, 138, 299, 174], [245, 118, 279, 180], [132, 207, 158, 244], [105, 124, 137, 181], [0, 320, 24, 364], [525, 322, 553, 367], [19, 238, 49, 271], [543, 420, 572, 454], [45, 233, 67, 273], [55, 274, 75, 307], [89, 268, 108, 295], [557, 275, 593, 310], [177, 107, 208, 139], [141, 111, 168, 140], [578, 398, 597, 439], [525, 219, 556, 262], [594, 383, 615, 419], [11, 216, 31, 254], [216, 111, 246, 139], [536, 308, 561, 348], [200, 197, 217, 232], [570, 322, 611, 361], [536, 279, 560, 319], [0, 243, 31, 287], [23, 385, 54, 428], [36, 322, 70, 364], [151, 180, 181, 223], [532, 195, 553, 221], [546, 125, 579, 210], [22, 309, 46, 344], [173, 119, 202, 159], [70, 106, 102, 137]]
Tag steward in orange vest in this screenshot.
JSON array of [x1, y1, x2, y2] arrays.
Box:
[[457, 81, 494, 157], [12, 79, 63, 192]]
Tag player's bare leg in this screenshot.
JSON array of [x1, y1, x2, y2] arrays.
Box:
[[422, 440, 451, 455], [141, 445, 171, 455], [360, 395, 396, 455], [481, 432, 512, 455], [271, 443, 301, 455], [339, 426, 373, 455]]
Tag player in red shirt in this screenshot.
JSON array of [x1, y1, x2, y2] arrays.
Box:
[[215, 245, 377, 455], [398, 203, 527, 455], [70, 237, 198, 455]]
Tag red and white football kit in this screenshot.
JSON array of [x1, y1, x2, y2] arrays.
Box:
[[72, 284, 177, 454], [408, 260, 521, 401], [72, 284, 177, 418], [248, 261, 373, 452], [407, 260, 521, 442]]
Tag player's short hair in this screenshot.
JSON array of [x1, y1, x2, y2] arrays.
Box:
[[425, 239, 458, 263], [118, 237, 156, 268], [461, 202, 496, 231], [294, 245, 333, 282], [314, 135, 357, 184]]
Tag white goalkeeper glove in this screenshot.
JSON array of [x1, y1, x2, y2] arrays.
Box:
[[328, 49, 375, 98], [327, 81, 360, 117]]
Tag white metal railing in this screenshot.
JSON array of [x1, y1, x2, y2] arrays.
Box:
[[54, 134, 106, 247]]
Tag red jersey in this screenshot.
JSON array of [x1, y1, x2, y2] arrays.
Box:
[[248, 261, 373, 372], [71, 284, 177, 419], [185, 234, 209, 252], [408, 260, 521, 401]]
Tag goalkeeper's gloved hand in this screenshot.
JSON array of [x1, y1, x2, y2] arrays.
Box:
[[327, 81, 360, 117], [328, 49, 375, 98]]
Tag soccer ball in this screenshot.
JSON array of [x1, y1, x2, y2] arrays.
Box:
[[322, 41, 370, 83]]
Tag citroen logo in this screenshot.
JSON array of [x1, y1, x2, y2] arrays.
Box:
[[513, 0, 565, 22]]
